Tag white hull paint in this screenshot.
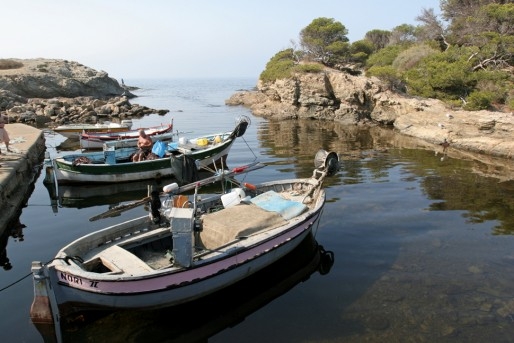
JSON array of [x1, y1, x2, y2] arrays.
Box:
[[49, 216, 317, 310]]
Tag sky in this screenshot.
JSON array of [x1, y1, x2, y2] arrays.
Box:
[[2, 0, 441, 80]]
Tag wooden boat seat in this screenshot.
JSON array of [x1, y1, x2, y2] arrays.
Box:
[[199, 203, 287, 250], [89, 245, 154, 275]]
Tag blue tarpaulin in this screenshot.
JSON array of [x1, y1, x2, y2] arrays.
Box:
[[250, 190, 307, 220]]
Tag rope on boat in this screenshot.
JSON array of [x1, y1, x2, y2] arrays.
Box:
[[0, 255, 84, 292], [54, 255, 84, 265], [240, 135, 258, 161], [0, 271, 33, 292]]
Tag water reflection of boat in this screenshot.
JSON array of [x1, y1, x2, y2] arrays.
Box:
[[39, 233, 334, 343], [44, 171, 222, 213], [44, 178, 175, 212]]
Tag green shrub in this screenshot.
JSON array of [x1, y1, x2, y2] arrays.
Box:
[[403, 46, 476, 101], [366, 65, 404, 91], [507, 97, 514, 110], [259, 49, 296, 83], [260, 50, 324, 82], [365, 45, 406, 68], [473, 69, 511, 105], [464, 91, 494, 110], [295, 63, 323, 73], [392, 44, 438, 71]]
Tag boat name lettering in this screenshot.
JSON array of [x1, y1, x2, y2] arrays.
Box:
[[59, 272, 83, 285], [89, 281, 99, 288]]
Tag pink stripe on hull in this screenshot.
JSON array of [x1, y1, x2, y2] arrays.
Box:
[[55, 213, 319, 296]]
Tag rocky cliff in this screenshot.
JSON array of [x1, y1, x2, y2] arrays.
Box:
[[226, 68, 514, 160]]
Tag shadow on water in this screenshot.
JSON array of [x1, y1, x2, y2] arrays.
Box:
[[43, 177, 176, 212], [0, 162, 40, 271], [0, 218, 27, 271], [39, 234, 334, 343]]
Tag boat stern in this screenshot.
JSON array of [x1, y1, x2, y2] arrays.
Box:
[[43, 152, 56, 185], [30, 261, 60, 341]]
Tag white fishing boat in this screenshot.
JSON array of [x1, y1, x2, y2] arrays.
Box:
[[39, 233, 334, 342], [51, 120, 134, 138], [30, 150, 340, 342]]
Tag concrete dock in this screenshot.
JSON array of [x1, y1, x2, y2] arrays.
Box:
[[0, 123, 46, 234]]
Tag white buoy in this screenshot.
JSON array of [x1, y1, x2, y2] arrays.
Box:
[[163, 183, 179, 193], [221, 188, 246, 208]]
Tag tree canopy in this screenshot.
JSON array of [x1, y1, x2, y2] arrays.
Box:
[[299, 17, 350, 66], [259, 1, 514, 111]]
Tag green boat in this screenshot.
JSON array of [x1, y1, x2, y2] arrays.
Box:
[[44, 116, 250, 185]]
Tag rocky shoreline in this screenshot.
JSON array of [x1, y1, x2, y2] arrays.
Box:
[[2, 93, 169, 128], [0, 59, 168, 127], [226, 68, 514, 160], [1, 58, 513, 161]]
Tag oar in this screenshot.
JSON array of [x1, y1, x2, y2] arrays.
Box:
[[88, 196, 152, 221], [89, 161, 265, 221], [171, 161, 264, 193]]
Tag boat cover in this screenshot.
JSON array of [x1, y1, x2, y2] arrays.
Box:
[[250, 191, 308, 220]]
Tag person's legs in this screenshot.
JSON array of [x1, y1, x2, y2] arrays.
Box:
[[0, 128, 9, 152], [132, 151, 142, 162]]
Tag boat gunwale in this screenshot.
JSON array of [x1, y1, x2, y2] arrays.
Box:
[[80, 123, 173, 140]]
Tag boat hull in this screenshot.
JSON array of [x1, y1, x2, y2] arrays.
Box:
[[55, 127, 130, 138], [46, 205, 322, 314], [56, 216, 318, 312], [53, 121, 133, 138], [57, 233, 325, 343], [49, 138, 234, 184]]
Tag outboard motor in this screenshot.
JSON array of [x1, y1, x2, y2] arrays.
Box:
[[314, 149, 340, 176], [229, 115, 251, 139], [150, 190, 162, 223], [170, 155, 199, 185]]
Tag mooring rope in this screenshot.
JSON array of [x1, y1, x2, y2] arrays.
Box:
[[0, 255, 83, 292], [0, 271, 33, 292]]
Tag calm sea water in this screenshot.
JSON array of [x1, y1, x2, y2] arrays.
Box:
[[1, 78, 514, 343]]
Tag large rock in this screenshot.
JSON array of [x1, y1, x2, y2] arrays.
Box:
[[226, 67, 514, 160], [0, 58, 132, 99], [0, 59, 169, 125]]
